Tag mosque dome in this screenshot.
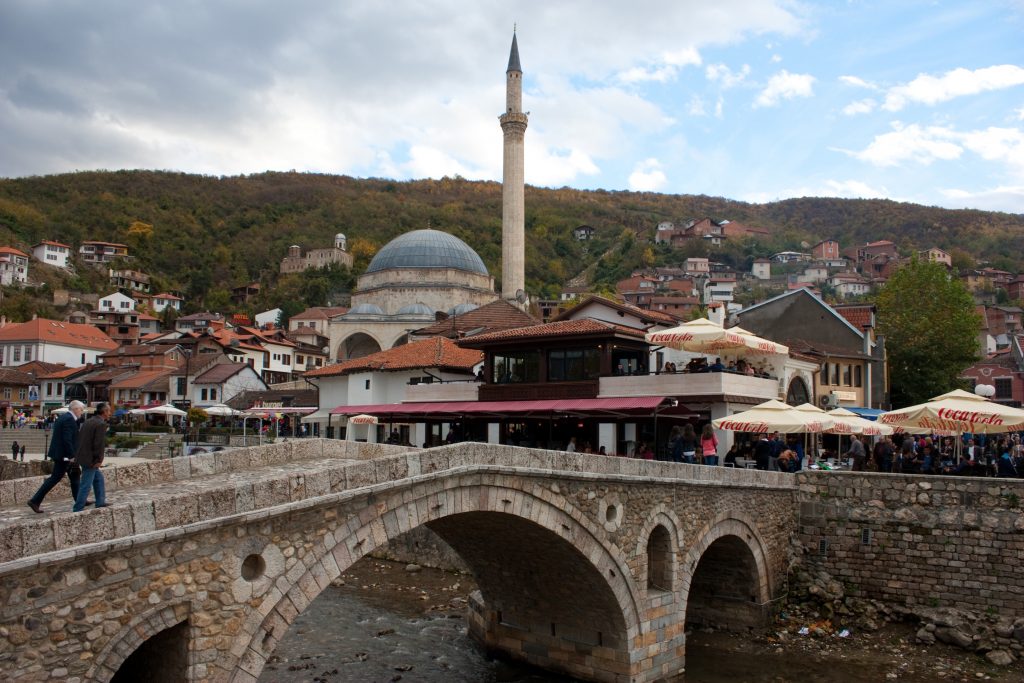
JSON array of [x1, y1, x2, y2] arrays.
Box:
[[396, 303, 434, 316], [366, 229, 488, 276], [449, 303, 479, 316], [344, 303, 385, 316]]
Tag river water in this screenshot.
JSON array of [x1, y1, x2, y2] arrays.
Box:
[[258, 559, 1018, 683]]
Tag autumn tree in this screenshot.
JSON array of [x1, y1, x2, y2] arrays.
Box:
[[876, 258, 979, 407]]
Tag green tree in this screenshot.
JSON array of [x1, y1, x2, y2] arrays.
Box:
[[876, 258, 979, 407]]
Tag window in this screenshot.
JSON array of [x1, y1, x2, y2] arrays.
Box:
[[17, 388, 26, 400], [2, 388, 9, 399], [81, 353, 86, 364], [548, 348, 601, 382], [13, 347, 20, 362], [46, 383, 52, 396], [296, 355, 304, 364], [210, 388, 217, 401], [25, 346, 31, 362], [283, 355, 291, 365], [830, 363, 840, 386], [492, 351, 540, 384], [995, 378, 1013, 399], [854, 365, 863, 388], [201, 388, 208, 401], [843, 364, 852, 387], [364, 379, 371, 390], [176, 377, 187, 395], [247, 358, 254, 368]]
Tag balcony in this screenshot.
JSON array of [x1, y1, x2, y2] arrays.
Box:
[[599, 372, 780, 402], [404, 381, 481, 403], [480, 380, 599, 401]]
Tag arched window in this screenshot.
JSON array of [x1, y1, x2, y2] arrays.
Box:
[[786, 376, 810, 406], [646, 525, 673, 592]]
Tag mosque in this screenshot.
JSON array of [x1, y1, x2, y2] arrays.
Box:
[[326, 33, 528, 361]]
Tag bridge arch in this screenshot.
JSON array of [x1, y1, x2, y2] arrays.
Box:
[[87, 600, 193, 682], [680, 512, 773, 632], [229, 479, 645, 682]]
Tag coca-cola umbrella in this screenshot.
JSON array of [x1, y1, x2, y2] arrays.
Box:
[[712, 399, 834, 433], [646, 318, 788, 356], [826, 407, 893, 436], [878, 389, 1024, 434]]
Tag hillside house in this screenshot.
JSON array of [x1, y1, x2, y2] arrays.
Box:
[[0, 247, 29, 285], [920, 247, 951, 267], [829, 272, 871, 298], [812, 240, 840, 261], [151, 293, 183, 313], [81, 241, 129, 265], [289, 307, 350, 336], [683, 257, 709, 275], [751, 258, 771, 280], [573, 225, 595, 240], [0, 318, 116, 367], [99, 292, 136, 312], [32, 241, 72, 269]]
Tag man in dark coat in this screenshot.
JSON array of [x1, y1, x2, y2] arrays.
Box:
[[27, 402, 85, 513], [73, 402, 110, 512]]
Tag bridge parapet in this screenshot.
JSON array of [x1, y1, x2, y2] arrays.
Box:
[[0, 441, 794, 568]]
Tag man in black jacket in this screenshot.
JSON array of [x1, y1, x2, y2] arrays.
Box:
[[73, 402, 110, 512], [27, 401, 85, 513]]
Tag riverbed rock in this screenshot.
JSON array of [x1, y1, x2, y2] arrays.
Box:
[[404, 564, 421, 573], [917, 627, 936, 645], [985, 649, 1014, 666]]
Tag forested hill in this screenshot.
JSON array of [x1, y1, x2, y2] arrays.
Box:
[[0, 170, 1022, 317]]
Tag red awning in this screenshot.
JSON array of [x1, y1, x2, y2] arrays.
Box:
[[329, 396, 682, 418]]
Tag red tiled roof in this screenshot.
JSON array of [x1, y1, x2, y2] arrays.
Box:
[[413, 300, 538, 338], [835, 305, 874, 331], [194, 363, 251, 384], [110, 369, 173, 389], [290, 306, 349, 320], [0, 318, 117, 351], [0, 246, 29, 258], [459, 318, 646, 346], [0, 368, 33, 386], [82, 240, 128, 248], [553, 295, 677, 326], [306, 337, 482, 378], [34, 240, 71, 249], [153, 293, 183, 300], [39, 366, 81, 380], [864, 240, 894, 247]]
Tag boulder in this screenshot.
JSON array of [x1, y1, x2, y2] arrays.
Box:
[[985, 649, 1014, 667], [935, 626, 974, 649]]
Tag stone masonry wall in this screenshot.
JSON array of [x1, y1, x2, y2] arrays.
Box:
[[795, 471, 1024, 618], [0, 441, 798, 683]]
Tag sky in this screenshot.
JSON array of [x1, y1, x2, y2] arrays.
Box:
[[1, 1, 1023, 213]]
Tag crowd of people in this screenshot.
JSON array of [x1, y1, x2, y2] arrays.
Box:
[[864, 433, 1023, 478], [659, 357, 774, 379]]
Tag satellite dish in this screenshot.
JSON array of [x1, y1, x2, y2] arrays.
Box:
[[515, 289, 528, 304]]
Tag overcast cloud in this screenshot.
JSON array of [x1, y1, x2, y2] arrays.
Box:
[[1, 1, 1023, 213]]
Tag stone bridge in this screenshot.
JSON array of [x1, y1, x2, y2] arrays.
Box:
[[0, 440, 797, 683]]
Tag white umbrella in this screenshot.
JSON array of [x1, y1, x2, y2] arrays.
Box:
[[203, 404, 241, 416], [349, 414, 379, 425], [52, 406, 70, 414], [827, 407, 893, 436], [647, 318, 788, 356], [144, 403, 187, 417], [713, 399, 834, 433], [128, 408, 148, 416], [879, 389, 1024, 434]]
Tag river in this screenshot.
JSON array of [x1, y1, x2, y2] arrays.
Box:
[[258, 559, 1019, 683]]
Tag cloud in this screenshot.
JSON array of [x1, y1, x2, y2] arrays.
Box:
[[1016, 106, 1024, 121], [754, 70, 815, 107], [705, 63, 751, 89], [842, 98, 876, 116], [883, 64, 1024, 111], [628, 158, 667, 191], [842, 122, 963, 166], [687, 95, 707, 116], [0, 1, 806, 184], [842, 122, 1024, 177], [839, 75, 877, 90], [740, 179, 890, 203], [771, 54, 782, 63], [940, 186, 1024, 213]]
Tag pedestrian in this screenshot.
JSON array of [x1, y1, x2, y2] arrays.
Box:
[[700, 424, 719, 466], [680, 424, 698, 464], [566, 436, 576, 453], [10, 440, 18, 460], [754, 433, 772, 470], [73, 402, 111, 512], [19, 444, 25, 462], [667, 426, 683, 463], [27, 402, 85, 513], [846, 434, 867, 471]]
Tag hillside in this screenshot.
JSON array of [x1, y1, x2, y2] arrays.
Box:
[[0, 170, 1022, 320]]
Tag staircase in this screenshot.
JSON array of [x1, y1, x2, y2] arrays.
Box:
[[133, 434, 183, 460], [0, 429, 50, 456]]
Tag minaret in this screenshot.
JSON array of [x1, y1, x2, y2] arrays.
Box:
[[500, 30, 528, 304]]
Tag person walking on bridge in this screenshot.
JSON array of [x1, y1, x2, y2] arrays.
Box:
[[27, 401, 84, 513], [73, 402, 111, 512]]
